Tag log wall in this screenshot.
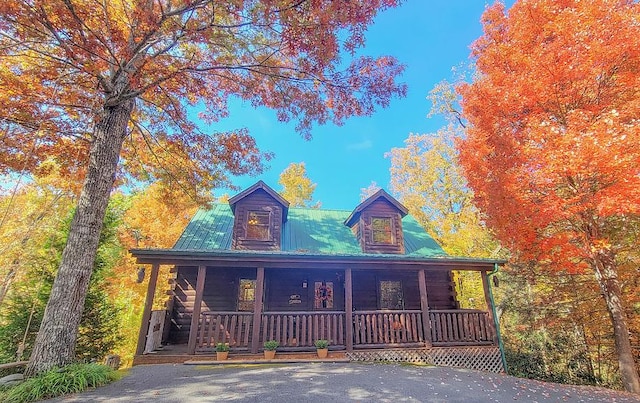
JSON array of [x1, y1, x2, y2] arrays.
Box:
[[170, 266, 256, 344]]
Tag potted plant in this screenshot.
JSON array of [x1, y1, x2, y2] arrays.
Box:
[[314, 339, 329, 358], [216, 342, 230, 361], [263, 340, 279, 359]]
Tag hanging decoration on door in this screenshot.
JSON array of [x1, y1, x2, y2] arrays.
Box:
[[314, 282, 334, 309]]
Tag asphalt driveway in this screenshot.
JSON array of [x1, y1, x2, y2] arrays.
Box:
[[47, 362, 640, 402]]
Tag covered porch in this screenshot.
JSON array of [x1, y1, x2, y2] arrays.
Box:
[[131, 250, 505, 372]]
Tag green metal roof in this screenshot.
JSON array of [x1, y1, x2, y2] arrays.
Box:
[[173, 204, 447, 257]]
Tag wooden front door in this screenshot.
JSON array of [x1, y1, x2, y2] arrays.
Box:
[[313, 280, 335, 309], [311, 273, 343, 311]]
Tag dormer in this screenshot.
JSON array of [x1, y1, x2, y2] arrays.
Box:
[[344, 189, 408, 254], [229, 181, 290, 250]]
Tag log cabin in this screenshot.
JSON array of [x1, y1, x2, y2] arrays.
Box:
[[131, 181, 506, 372]]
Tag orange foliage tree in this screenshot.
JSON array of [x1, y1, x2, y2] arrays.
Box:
[[457, 0, 640, 392], [0, 0, 406, 375]]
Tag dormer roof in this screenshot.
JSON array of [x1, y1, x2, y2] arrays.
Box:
[[228, 180, 290, 222], [344, 189, 408, 228]]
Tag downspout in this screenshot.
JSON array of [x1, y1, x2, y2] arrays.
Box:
[[488, 262, 508, 372]]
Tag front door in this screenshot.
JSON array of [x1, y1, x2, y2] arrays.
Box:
[[313, 280, 335, 309]]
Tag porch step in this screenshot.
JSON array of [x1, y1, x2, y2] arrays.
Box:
[[185, 351, 349, 365]]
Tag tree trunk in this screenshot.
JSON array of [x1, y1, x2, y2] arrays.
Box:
[[25, 98, 133, 376], [0, 262, 17, 306], [592, 250, 640, 394]]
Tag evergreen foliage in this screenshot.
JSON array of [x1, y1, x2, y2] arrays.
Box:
[[0, 203, 123, 364]]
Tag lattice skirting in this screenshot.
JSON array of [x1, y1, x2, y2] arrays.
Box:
[[346, 346, 504, 373]]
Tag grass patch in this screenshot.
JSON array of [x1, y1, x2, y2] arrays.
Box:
[[0, 363, 117, 403]]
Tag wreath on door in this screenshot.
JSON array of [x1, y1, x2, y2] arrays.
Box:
[[315, 284, 332, 301]]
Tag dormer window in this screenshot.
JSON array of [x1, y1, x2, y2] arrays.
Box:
[[372, 217, 393, 244], [246, 211, 270, 240], [344, 189, 408, 254]]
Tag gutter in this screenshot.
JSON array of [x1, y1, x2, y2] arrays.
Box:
[[489, 262, 508, 372]]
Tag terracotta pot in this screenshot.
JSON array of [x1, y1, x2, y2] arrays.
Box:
[[316, 348, 328, 359], [264, 350, 276, 360], [216, 351, 229, 361]]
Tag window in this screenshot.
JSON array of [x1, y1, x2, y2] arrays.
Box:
[[380, 280, 404, 310], [238, 279, 256, 311], [314, 281, 334, 309], [371, 217, 393, 244], [246, 211, 270, 240]]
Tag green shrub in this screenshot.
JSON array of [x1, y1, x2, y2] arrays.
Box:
[[314, 339, 329, 349], [215, 343, 229, 352], [263, 340, 279, 351], [0, 363, 117, 403]]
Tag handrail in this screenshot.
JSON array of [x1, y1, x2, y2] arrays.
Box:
[[353, 309, 422, 314], [201, 311, 253, 315], [430, 309, 487, 313]]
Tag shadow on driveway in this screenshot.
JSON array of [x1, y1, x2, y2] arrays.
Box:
[[46, 363, 640, 402]]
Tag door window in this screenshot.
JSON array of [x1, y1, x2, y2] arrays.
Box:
[[380, 280, 404, 310]]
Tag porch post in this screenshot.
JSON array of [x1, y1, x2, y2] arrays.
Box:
[[187, 265, 207, 355], [135, 263, 160, 356], [418, 269, 432, 347], [481, 270, 498, 344], [345, 268, 353, 352], [250, 267, 265, 354]]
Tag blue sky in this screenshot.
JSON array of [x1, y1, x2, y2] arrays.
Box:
[[214, 1, 504, 210]]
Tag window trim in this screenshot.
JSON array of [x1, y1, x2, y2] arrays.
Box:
[[245, 210, 271, 241], [371, 216, 395, 245]]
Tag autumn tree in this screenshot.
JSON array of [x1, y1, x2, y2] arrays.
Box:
[[0, 166, 76, 307], [107, 183, 199, 365], [457, 0, 640, 392], [387, 127, 502, 309], [278, 162, 320, 208], [387, 127, 499, 257], [0, 0, 406, 375]]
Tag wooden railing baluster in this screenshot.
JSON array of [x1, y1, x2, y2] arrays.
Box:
[[195, 309, 495, 353]]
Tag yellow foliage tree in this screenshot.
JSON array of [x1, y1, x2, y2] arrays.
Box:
[[387, 127, 502, 308], [278, 162, 320, 208]]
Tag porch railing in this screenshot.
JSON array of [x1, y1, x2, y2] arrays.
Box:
[[196, 311, 253, 351], [260, 311, 345, 348], [352, 310, 425, 347], [194, 309, 496, 352], [429, 309, 495, 345]]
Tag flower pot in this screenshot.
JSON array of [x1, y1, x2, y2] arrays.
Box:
[[264, 350, 276, 360], [316, 348, 328, 359], [216, 351, 229, 361]]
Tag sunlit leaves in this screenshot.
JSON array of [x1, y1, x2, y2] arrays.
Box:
[[277, 162, 320, 208], [458, 0, 640, 391], [0, 0, 406, 188], [458, 0, 640, 272]]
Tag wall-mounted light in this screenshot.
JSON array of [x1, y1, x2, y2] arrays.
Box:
[[302, 281, 307, 288], [136, 267, 146, 283]]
